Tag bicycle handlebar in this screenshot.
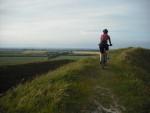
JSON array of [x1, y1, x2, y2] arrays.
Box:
[[109, 44, 112, 46]]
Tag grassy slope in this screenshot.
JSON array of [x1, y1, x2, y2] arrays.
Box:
[[0, 48, 150, 113], [0, 60, 74, 93]]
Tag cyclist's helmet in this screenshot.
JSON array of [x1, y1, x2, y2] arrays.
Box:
[[103, 29, 108, 34]]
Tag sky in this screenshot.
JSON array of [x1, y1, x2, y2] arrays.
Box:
[[0, 0, 150, 49]]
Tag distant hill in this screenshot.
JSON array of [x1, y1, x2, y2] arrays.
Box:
[[0, 47, 150, 113]]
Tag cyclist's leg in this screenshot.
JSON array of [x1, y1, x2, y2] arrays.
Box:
[[99, 45, 104, 63]]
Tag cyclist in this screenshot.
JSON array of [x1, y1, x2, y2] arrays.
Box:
[[99, 29, 112, 64]]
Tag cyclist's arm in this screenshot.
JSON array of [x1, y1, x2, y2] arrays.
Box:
[[108, 36, 112, 46]]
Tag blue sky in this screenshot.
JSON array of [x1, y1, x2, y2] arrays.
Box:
[[0, 0, 150, 49]]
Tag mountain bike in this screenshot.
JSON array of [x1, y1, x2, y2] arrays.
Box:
[[99, 44, 112, 69]]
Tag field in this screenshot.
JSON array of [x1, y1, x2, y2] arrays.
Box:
[[0, 48, 97, 66], [0, 57, 48, 66], [0, 48, 97, 94], [0, 49, 47, 66]]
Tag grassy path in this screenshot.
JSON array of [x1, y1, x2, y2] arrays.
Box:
[[87, 54, 124, 113], [93, 49, 150, 113]]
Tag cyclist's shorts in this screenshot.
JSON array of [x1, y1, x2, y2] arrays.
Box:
[[99, 43, 109, 53]]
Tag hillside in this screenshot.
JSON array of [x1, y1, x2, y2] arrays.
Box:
[[0, 60, 74, 93], [0, 48, 150, 113]]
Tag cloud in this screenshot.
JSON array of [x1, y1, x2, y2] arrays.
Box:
[[0, 0, 150, 48]]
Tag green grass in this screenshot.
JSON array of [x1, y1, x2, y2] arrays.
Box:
[[0, 47, 150, 113], [0, 57, 48, 66], [0, 59, 74, 93], [0, 49, 48, 66], [0, 49, 95, 66], [0, 58, 98, 113], [96, 48, 150, 113], [51, 55, 95, 60], [0, 55, 94, 66]]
